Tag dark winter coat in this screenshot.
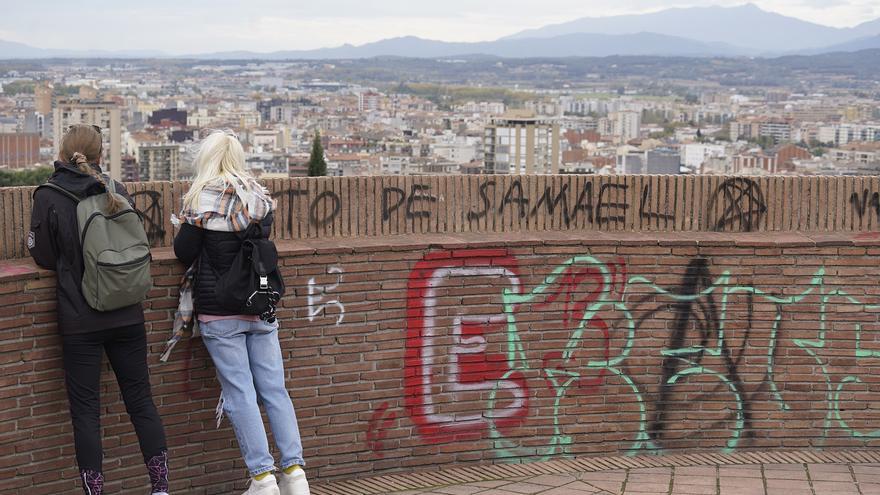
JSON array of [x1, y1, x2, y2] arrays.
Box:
[[173, 213, 273, 316], [28, 161, 145, 335]]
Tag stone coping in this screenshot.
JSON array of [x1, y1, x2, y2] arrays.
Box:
[[1, 231, 878, 284]]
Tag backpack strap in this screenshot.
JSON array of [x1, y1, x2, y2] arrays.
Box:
[[102, 175, 119, 196], [36, 182, 81, 204]]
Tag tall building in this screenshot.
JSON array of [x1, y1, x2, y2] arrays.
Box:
[[34, 83, 53, 116], [53, 99, 122, 180], [0, 133, 40, 169], [483, 110, 560, 174], [358, 92, 381, 113], [138, 144, 180, 181], [610, 111, 641, 144], [758, 120, 793, 144]]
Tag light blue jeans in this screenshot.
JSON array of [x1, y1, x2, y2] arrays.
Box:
[[200, 318, 305, 476]]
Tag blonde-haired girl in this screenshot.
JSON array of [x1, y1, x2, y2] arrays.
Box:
[[174, 131, 309, 495]]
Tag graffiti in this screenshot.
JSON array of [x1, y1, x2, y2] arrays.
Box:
[[271, 188, 308, 234], [383, 249, 880, 461], [271, 188, 342, 230], [642, 258, 751, 451], [639, 183, 674, 222], [366, 402, 396, 456], [850, 189, 880, 222], [467, 180, 629, 226], [310, 190, 341, 228], [381, 185, 438, 221], [404, 251, 527, 443], [500, 179, 529, 219], [466, 180, 496, 221], [307, 266, 345, 325], [595, 183, 629, 225], [132, 190, 166, 246], [531, 183, 571, 224], [16, 175, 880, 261], [707, 178, 767, 232]]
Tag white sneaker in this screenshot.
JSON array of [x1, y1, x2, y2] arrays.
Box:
[[242, 474, 281, 495], [279, 469, 310, 495]]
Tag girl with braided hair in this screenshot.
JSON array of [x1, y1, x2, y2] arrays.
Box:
[[28, 124, 170, 495]]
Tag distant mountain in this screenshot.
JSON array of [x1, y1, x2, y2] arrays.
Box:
[[810, 35, 880, 54], [504, 3, 880, 53], [852, 18, 880, 38], [191, 33, 746, 60], [3, 3, 880, 60], [0, 39, 58, 58], [0, 40, 165, 59]]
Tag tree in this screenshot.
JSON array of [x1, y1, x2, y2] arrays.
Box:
[[0, 167, 53, 187], [307, 132, 327, 177]]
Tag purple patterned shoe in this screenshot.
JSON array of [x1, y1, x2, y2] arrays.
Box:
[[146, 450, 169, 494], [79, 468, 104, 495]]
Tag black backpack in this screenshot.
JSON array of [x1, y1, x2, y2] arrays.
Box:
[[213, 224, 285, 322]]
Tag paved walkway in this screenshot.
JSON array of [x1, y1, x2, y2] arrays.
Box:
[[312, 451, 880, 495]]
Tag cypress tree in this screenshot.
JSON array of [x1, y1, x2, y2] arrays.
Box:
[[307, 131, 327, 177]]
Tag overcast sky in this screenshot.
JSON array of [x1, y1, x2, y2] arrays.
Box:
[[1, 0, 878, 54]]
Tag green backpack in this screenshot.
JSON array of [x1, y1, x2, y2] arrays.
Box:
[[39, 180, 152, 312]]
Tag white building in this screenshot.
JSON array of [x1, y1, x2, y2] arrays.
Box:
[[610, 111, 641, 144], [251, 129, 280, 152], [817, 124, 880, 146], [681, 143, 727, 170]]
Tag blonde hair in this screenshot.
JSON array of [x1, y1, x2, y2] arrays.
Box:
[[59, 124, 126, 214], [183, 130, 255, 211]]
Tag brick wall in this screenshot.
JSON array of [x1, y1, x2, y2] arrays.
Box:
[[5, 174, 880, 260], [2, 231, 880, 493]]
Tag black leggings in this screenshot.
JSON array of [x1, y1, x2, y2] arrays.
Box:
[[62, 323, 167, 472]]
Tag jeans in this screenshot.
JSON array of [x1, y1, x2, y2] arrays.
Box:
[[199, 318, 305, 476], [61, 323, 168, 472]]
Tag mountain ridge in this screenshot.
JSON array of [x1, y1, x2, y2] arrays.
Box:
[[2, 4, 879, 60], [503, 3, 880, 52]]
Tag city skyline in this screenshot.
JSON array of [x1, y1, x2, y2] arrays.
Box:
[[1, 0, 879, 55]]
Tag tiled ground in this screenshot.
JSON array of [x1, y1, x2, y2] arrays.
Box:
[[382, 463, 880, 495], [311, 452, 880, 495]]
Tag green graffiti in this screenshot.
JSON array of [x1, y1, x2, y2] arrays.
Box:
[[485, 256, 880, 461], [666, 365, 744, 452]]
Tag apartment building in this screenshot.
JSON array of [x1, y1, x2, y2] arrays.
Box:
[[483, 110, 560, 174], [138, 143, 180, 181], [53, 98, 122, 179]]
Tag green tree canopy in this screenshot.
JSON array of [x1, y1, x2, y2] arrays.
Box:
[[307, 132, 327, 177], [0, 167, 53, 187]]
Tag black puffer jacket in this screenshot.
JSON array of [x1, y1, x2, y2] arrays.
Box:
[[28, 161, 145, 335], [173, 214, 273, 316]]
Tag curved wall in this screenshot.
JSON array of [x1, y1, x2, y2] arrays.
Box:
[[3, 174, 880, 260], [1, 231, 880, 493]]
